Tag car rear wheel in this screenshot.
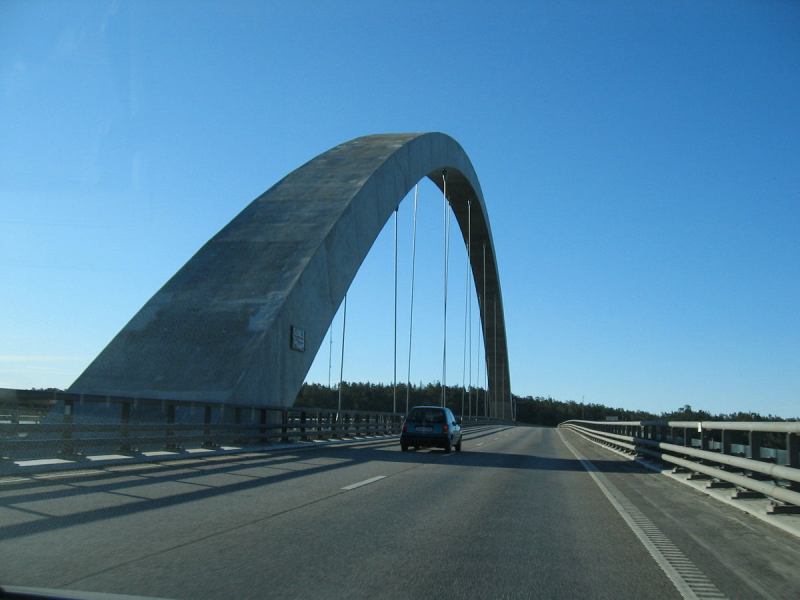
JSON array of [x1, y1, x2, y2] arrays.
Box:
[[401, 443, 408, 452], [455, 438, 462, 452], [444, 441, 452, 453]]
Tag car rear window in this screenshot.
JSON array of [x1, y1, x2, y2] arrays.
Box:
[[407, 408, 445, 423]]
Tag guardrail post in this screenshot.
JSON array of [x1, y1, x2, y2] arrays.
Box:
[[120, 401, 131, 453], [721, 429, 731, 455], [699, 428, 709, 451], [61, 398, 75, 456], [233, 407, 242, 445], [281, 409, 289, 443], [683, 427, 691, 448], [203, 406, 213, 447], [788, 433, 798, 467], [749, 431, 763, 461], [300, 411, 307, 441], [259, 408, 267, 444], [165, 403, 176, 449], [787, 433, 799, 491]]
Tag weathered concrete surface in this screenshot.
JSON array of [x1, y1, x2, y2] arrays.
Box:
[[69, 133, 510, 409]]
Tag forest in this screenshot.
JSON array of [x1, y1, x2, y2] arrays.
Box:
[[294, 381, 794, 425]]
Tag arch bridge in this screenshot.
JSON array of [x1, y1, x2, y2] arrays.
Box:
[[69, 133, 511, 416]]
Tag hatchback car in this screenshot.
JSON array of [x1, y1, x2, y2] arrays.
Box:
[[401, 406, 463, 452]]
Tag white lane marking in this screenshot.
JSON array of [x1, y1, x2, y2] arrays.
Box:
[[34, 469, 103, 479], [341, 475, 387, 491], [86, 454, 133, 461], [558, 429, 727, 600], [14, 458, 74, 467]]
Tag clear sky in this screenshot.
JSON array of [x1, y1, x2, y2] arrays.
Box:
[[1, 1, 798, 417]]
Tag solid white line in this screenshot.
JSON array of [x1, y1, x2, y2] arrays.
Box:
[[565, 426, 800, 541], [341, 475, 387, 491], [558, 429, 725, 600]]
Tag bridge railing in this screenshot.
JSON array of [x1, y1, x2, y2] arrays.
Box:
[[559, 419, 800, 514], [0, 388, 402, 461], [0, 388, 501, 465]]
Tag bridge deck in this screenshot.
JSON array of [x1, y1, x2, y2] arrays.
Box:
[[1, 427, 798, 599]]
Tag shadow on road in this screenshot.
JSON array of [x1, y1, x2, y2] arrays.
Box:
[[0, 427, 652, 541]]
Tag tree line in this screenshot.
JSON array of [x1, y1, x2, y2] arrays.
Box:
[[29, 383, 794, 425], [294, 382, 795, 424]]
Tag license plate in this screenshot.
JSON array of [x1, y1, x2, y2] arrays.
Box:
[[416, 426, 432, 432]]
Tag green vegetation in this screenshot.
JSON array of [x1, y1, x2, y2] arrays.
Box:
[[294, 382, 795, 424], [29, 383, 794, 423]]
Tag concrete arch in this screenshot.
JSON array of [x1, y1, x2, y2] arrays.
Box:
[[69, 133, 511, 415]]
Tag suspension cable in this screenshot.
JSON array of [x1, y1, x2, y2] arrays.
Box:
[[461, 206, 469, 419], [475, 313, 480, 419], [441, 170, 449, 408], [337, 294, 347, 420], [500, 365, 514, 421], [467, 200, 472, 420], [327, 327, 333, 388], [405, 185, 418, 414], [494, 297, 497, 420], [483, 243, 487, 417], [393, 207, 398, 415], [475, 248, 481, 418]]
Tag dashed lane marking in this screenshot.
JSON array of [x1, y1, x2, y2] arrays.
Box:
[[341, 475, 387, 491]]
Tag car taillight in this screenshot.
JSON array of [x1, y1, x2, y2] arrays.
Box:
[[402, 423, 407, 433], [442, 424, 448, 433]]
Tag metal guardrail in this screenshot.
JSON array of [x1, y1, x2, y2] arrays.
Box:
[[0, 388, 499, 463], [559, 419, 800, 514]]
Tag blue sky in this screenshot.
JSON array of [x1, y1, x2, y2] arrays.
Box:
[[1, 1, 798, 416]]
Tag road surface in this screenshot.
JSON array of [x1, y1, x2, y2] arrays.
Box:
[[1, 425, 799, 599]]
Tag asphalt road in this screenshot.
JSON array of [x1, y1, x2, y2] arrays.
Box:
[[1, 425, 799, 599]]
